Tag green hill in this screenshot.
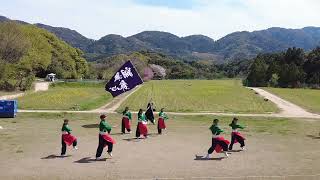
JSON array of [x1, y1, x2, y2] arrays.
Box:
[[0, 22, 88, 91]]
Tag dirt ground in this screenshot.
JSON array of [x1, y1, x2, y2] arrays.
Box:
[[0, 114, 320, 180]]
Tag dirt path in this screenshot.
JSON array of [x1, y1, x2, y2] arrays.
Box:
[[250, 87, 320, 118], [34, 82, 50, 92], [91, 85, 142, 113], [0, 93, 25, 100], [0, 82, 50, 100]]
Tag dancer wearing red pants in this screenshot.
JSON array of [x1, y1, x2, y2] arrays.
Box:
[[135, 109, 148, 138], [95, 114, 115, 160], [204, 119, 230, 158], [157, 108, 169, 134], [61, 119, 78, 156], [121, 107, 132, 134], [228, 117, 246, 151]]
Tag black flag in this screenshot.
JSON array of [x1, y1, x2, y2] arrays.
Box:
[[105, 61, 143, 97], [145, 102, 155, 124]]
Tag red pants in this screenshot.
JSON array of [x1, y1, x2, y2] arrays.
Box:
[[208, 137, 230, 153], [122, 117, 131, 133]]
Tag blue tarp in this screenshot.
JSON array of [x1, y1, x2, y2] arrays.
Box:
[[0, 100, 17, 118]]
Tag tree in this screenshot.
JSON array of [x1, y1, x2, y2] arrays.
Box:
[[246, 58, 268, 87], [279, 63, 305, 88], [150, 64, 166, 79], [0, 22, 31, 63], [0, 22, 89, 91], [284, 47, 305, 66], [305, 47, 320, 85], [269, 73, 279, 87]]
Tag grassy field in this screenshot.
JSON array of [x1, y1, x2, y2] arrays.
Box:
[[0, 113, 320, 179], [17, 82, 112, 110], [264, 87, 320, 113], [118, 79, 278, 113]]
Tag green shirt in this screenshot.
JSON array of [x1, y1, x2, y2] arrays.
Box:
[[229, 123, 244, 130], [209, 125, 223, 135], [123, 111, 132, 120], [61, 124, 72, 133], [99, 120, 112, 132], [138, 114, 147, 123], [159, 111, 168, 120]]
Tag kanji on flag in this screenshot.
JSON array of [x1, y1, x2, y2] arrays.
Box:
[[105, 61, 143, 97]]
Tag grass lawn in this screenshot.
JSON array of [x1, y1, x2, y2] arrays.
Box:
[[16, 82, 111, 111], [264, 87, 320, 113], [118, 79, 278, 113]]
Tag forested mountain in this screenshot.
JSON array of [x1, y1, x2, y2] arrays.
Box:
[[86, 28, 320, 62], [0, 16, 10, 22], [86, 32, 215, 61], [0, 16, 93, 51], [35, 23, 94, 51], [2, 15, 320, 62], [214, 27, 320, 60], [86, 34, 148, 56], [182, 35, 215, 53]]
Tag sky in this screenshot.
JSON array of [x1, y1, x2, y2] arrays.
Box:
[[1, 0, 320, 40]]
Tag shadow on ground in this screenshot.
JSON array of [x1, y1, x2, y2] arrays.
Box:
[[41, 154, 71, 159], [110, 133, 125, 136], [306, 135, 320, 139], [228, 150, 242, 153], [122, 137, 142, 142], [148, 133, 159, 137], [194, 155, 225, 161], [82, 124, 98, 128], [74, 157, 108, 163]]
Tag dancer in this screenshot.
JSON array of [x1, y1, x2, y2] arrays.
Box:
[[135, 109, 148, 138], [61, 119, 78, 156], [146, 102, 156, 124], [121, 107, 132, 134], [95, 114, 115, 159], [228, 117, 246, 151], [100, 114, 112, 134], [204, 119, 230, 158], [158, 108, 169, 134]]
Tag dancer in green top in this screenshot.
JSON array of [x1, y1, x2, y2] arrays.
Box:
[[204, 119, 230, 158], [121, 107, 132, 134], [228, 117, 246, 151], [136, 109, 148, 138], [61, 119, 77, 156], [99, 115, 112, 134], [95, 114, 115, 159], [158, 108, 169, 134]]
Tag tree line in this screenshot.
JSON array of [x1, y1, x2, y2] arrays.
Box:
[[89, 50, 250, 81], [245, 47, 320, 88]]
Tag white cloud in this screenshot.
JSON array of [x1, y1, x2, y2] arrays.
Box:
[[1, 0, 320, 40]]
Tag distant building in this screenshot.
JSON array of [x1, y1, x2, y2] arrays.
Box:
[[46, 73, 56, 82]]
